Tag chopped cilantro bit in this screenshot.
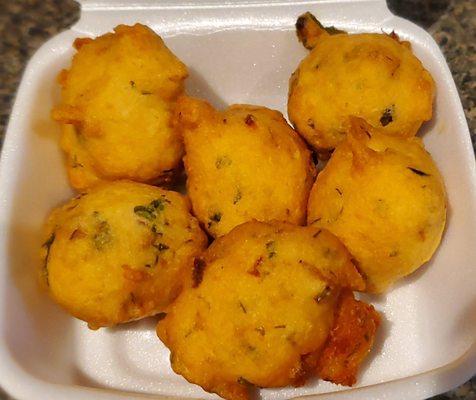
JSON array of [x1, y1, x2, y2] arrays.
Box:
[[154, 243, 169, 251], [237, 377, 252, 385], [134, 199, 166, 221], [93, 220, 111, 250], [255, 326, 265, 336], [42, 232, 56, 286], [266, 241, 276, 258], [215, 156, 232, 169], [408, 167, 430, 177], [208, 212, 222, 228], [134, 206, 155, 221], [314, 286, 331, 303], [233, 189, 242, 204]]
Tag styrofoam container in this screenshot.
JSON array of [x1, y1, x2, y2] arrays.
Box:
[[0, 0, 475, 399]]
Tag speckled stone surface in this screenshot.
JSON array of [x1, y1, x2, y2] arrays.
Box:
[[0, 1, 474, 399]]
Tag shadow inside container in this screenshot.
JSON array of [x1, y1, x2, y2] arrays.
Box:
[[72, 368, 164, 399], [185, 67, 227, 110], [106, 315, 160, 333], [431, 298, 476, 396], [416, 92, 439, 139], [5, 224, 75, 385], [3, 52, 76, 386], [356, 313, 391, 376]]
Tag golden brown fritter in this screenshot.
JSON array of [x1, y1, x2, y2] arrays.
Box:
[[176, 96, 315, 238], [317, 290, 380, 386], [307, 118, 446, 293], [52, 24, 188, 190], [39, 180, 207, 329], [288, 12, 434, 152], [157, 220, 379, 400]]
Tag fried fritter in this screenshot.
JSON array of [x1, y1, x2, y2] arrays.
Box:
[[176, 97, 315, 237], [39, 180, 207, 329], [307, 118, 446, 293], [288, 12, 435, 152], [52, 24, 188, 190], [157, 220, 379, 400], [317, 290, 380, 386]]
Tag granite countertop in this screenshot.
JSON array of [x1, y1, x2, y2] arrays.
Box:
[[0, 0, 474, 399]]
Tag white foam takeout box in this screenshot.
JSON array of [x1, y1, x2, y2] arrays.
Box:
[[0, 0, 475, 399]]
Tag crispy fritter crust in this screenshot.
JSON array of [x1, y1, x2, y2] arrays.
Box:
[[288, 13, 434, 152], [317, 290, 380, 385], [39, 180, 207, 329], [307, 118, 446, 292], [296, 12, 346, 50], [176, 96, 315, 238], [52, 24, 188, 189], [157, 221, 374, 400]]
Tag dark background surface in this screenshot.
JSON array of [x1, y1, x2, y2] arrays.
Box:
[[0, 0, 474, 399]]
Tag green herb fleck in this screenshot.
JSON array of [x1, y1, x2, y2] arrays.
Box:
[[42, 232, 56, 286], [151, 199, 165, 210], [266, 241, 276, 259], [154, 243, 169, 251], [255, 326, 265, 336], [408, 167, 430, 177], [274, 325, 286, 329], [286, 332, 297, 346], [215, 156, 232, 169], [237, 377, 252, 386], [309, 217, 321, 225], [93, 220, 111, 250], [130, 80, 135, 87], [141, 91, 152, 95], [69, 228, 86, 240], [239, 301, 247, 314], [207, 212, 222, 228], [71, 155, 84, 168], [134, 199, 166, 221], [314, 286, 331, 303], [151, 224, 163, 236], [313, 230, 321, 238], [134, 206, 155, 221], [233, 189, 242, 205]]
